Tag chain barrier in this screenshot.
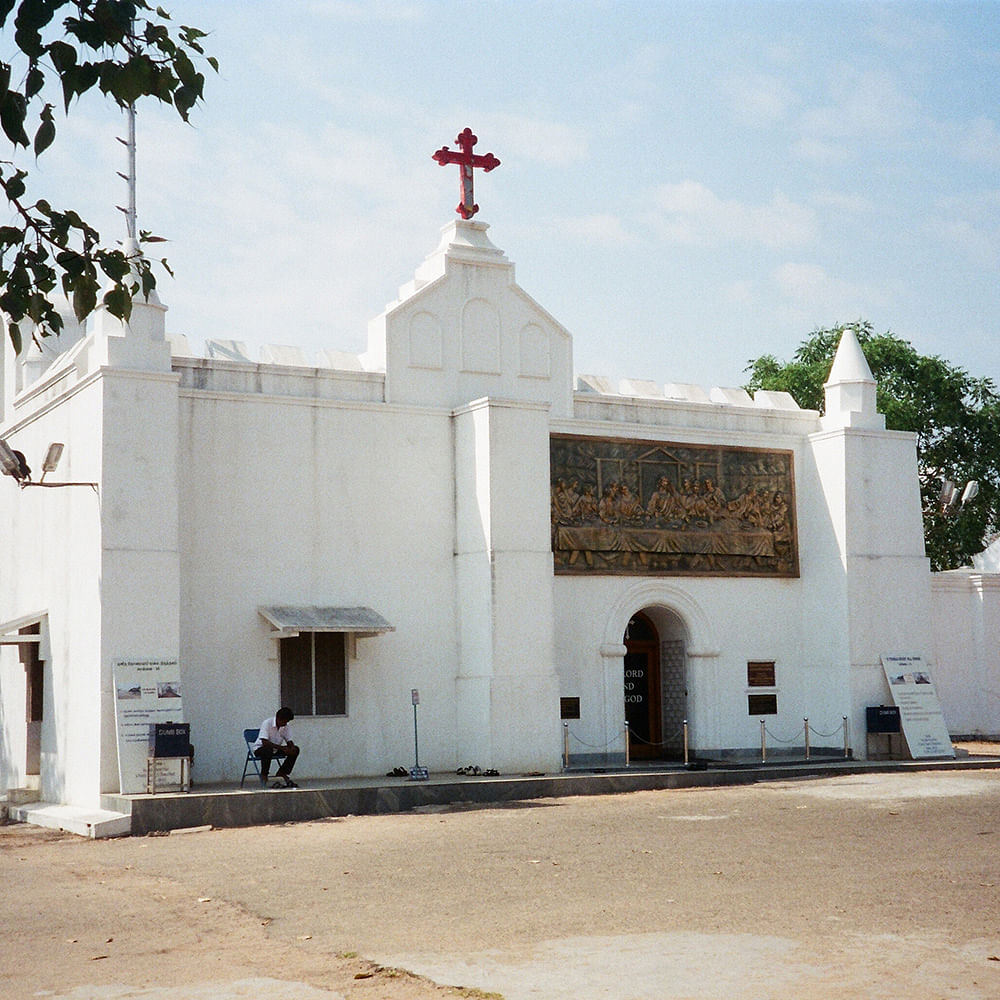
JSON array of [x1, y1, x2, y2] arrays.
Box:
[[565, 728, 626, 751], [564, 724, 686, 750], [564, 714, 850, 768], [564, 721, 692, 768], [763, 724, 805, 744], [807, 723, 845, 738], [563, 723, 628, 769], [625, 722, 688, 748], [760, 715, 850, 762]]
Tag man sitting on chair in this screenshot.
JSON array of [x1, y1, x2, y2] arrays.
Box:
[[253, 707, 300, 788]]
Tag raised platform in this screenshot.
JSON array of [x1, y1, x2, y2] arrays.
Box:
[[8, 753, 997, 838], [88, 752, 1000, 837]]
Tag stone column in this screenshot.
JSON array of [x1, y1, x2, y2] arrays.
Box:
[[453, 397, 561, 772]]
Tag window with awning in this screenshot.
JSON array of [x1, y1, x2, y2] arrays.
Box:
[[258, 606, 394, 637], [258, 607, 393, 718]]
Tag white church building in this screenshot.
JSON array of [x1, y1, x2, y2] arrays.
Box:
[[1, 200, 997, 811]]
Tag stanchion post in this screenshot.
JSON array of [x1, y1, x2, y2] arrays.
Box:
[[413, 700, 419, 767], [683, 718, 689, 766], [408, 688, 428, 780], [843, 715, 850, 758], [563, 722, 570, 769], [804, 717, 810, 760], [760, 718, 766, 762], [624, 720, 630, 768]]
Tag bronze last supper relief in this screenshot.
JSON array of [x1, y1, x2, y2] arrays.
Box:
[[550, 435, 798, 577]]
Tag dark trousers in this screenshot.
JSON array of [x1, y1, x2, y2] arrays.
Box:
[[254, 743, 299, 780]]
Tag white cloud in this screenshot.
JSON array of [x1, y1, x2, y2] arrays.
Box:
[[799, 68, 918, 141], [298, 0, 424, 22], [931, 191, 1000, 269], [930, 189, 1000, 273], [601, 42, 672, 102], [720, 72, 798, 127], [791, 136, 851, 165], [863, 7, 951, 53], [811, 189, 876, 215], [129, 112, 443, 356], [725, 279, 757, 306], [937, 189, 1000, 215], [478, 114, 589, 168], [934, 217, 1000, 271], [651, 182, 817, 249], [559, 214, 634, 245], [771, 262, 890, 323], [952, 116, 1000, 168]]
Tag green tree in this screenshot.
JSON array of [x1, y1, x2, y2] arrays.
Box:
[[0, 0, 215, 354], [745, 321, 1000, 571]]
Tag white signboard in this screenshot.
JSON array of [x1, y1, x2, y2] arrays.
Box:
[[881, 653, 955, 759], [146, 757, 190, 794], [113, 658, 185, 794]]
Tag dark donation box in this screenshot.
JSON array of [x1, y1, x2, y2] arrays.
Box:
[[866, 706, 901, 734], [148, 722, 190, 757]]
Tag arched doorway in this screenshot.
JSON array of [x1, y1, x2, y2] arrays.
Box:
[[624, 612, 661, 759], [623, 608, 687, 760]]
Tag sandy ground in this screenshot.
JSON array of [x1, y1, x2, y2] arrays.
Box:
[[3, 759, 1000, 1000]]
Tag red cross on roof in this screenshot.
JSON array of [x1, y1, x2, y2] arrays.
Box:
[[432, 127, 500, 220]]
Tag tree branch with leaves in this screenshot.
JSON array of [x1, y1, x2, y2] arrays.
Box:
[[0, 0, 215, 354], [745, 321, 1000, 571]]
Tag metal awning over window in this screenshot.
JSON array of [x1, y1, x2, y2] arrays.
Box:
[[0, 612, 45, 646], [259, 606, 394, 638]]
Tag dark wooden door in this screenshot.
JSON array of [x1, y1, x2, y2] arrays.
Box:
[[624, 614, 661, 759]]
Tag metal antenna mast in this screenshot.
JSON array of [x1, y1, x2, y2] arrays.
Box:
[[116, 103, 138, 244]]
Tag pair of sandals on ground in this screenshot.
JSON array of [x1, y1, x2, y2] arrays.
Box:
[[382, 764, 501, 777], [262, 772, 298, 788]]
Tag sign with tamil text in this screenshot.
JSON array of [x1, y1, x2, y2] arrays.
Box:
[[113, 658, 185, 794], [880, 654, 954, 759]]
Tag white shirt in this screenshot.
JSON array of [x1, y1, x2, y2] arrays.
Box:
[[253, 715, 291, 750]]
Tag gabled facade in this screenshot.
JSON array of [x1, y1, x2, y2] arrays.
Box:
[[0, 218, 969, 810]]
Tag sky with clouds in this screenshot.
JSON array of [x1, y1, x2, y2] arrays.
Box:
[[14, 0, 1000, 393]]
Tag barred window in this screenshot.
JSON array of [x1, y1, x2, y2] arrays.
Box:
[[280, 632, 346, 717]]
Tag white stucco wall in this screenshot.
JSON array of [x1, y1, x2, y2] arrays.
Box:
[[370, 221, 574, 419], [931, 571, 1000, 735], [548, 402, 858, 760], [553, 569, 856, 759], [1, 365, 110, 806], [176, 388, 462, 780]]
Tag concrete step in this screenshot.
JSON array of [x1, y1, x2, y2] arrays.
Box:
[[6, 786, 41, 805], [10, 801, 131, 839]]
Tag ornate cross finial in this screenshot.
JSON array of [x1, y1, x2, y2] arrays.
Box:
[[432, 127, 500, 219]]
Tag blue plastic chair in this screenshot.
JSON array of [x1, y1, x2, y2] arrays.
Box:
[[240, 727, 289, 787]]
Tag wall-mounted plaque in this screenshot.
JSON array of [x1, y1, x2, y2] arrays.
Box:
[[748, 694, 778, 716], [747, 661, 777, 687], [551, 435, 799, 577], [560, 697, 581, 720]]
